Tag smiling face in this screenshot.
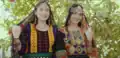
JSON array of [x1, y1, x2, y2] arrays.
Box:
[[69, 6, 83, 24], [35, 3, 50, 21]]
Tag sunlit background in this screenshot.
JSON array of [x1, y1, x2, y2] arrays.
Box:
[[0, 0, 120, 58]]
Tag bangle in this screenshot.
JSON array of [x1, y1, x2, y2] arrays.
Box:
[[14, 38, 19, 39]]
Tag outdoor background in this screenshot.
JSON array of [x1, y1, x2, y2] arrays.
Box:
[[0, 0, 120, 58]]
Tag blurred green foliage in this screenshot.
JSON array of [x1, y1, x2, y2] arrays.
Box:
[[0, 0, 120, 58]]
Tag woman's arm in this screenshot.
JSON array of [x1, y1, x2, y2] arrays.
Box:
[[53, 28, 67, 58], [11, 24, 29, 56], [12, 25, 22, 52]]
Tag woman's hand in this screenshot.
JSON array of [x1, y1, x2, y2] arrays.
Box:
[[12, 25, 21, 38], [12, 25, 22, 52]]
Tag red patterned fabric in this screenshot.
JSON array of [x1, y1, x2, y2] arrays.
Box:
[[37, 30, 49, 52]]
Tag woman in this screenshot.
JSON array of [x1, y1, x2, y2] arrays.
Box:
[[60, 4, 98, 58], [11, 0, 67, 58]]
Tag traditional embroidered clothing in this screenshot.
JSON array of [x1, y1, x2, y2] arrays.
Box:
[[59, 26, 98, 58], [14, 24, 66, 58], [60, 28, 86, 55]]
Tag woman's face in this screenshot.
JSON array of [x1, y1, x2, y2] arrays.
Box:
[[70, 6, 83, 24], [35, 3, 50, 21]]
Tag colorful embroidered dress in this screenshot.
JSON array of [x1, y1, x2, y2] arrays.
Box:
[[16, 24, 65, 58], [60, 29, 86, 55], [60, 26, 98, 58]]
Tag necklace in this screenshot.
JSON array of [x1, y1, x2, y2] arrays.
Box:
[[69, 30, 83, 45]]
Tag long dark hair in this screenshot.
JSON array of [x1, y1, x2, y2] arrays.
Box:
[[64, 4, 89, 32], [11, 1, 54, 58], [18, 0, 55, 26]]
